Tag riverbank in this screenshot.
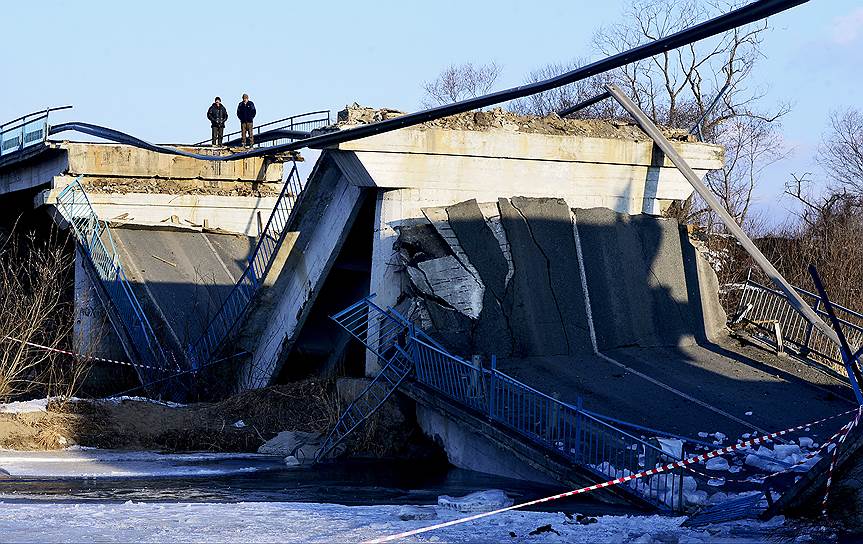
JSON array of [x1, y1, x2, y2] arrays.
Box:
[[0, 380, 436, 460]]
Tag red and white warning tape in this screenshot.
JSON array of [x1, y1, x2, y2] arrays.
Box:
[[683, 409, 860, 485], [822, 406, 863, 517], [1, 336, 162, 372], [364, 407, 860, 544]]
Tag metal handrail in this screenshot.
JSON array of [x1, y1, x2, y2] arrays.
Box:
[[0, 105, 72, 130], [187, 162, 304, 367], [194, 110, 330, 146], [55, 178, 176, 388], [734, 273, 863, 371], [1, 106, 71, 157], [408, 335, 695, 513]]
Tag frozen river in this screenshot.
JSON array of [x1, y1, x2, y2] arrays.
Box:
[[0, 449, 833, 542]]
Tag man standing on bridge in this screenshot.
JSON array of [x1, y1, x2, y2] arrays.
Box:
[[207, 97, 229, 146], [237, 93, 257, 148]]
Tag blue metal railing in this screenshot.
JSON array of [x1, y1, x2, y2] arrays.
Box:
[[315, 345, 414, 461], [187, 162, 304, 368], [325, 296, 704, 513], [410, 336, 694, 513], [0, 106, 71, 158], [55, 178, 176, 386], [330, 295, 411, 363], [194, 110, 331, 147]]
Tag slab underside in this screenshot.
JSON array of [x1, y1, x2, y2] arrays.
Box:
[[111, 227, 253, 347], [497, 338, 855, 442]]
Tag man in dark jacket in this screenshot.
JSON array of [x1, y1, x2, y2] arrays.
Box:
[[207, 97, 229, 146], [237, 93, 257, 147]]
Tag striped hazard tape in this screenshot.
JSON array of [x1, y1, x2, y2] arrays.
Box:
[[364, 407, 860, 544], [1, 336, 165, 373], [822, 406, 863, 517], [682, 409, 861, 485]]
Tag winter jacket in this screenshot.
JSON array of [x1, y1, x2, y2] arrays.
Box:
[[237, 100, 256, 123], [207, 103, 228, 127]]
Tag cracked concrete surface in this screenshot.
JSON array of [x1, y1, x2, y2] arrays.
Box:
[[395, 197, 854, 441]]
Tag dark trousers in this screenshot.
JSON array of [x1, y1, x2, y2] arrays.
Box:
[[211, 125, 224, 146], [241, 122, 254, 146]]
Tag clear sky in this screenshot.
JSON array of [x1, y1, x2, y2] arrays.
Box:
[[2, 0, 861, 223]]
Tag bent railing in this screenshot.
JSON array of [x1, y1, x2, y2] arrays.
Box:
[[187, 162, 304, 368], [734, 272, 863, 372], [0, 106, 71, 158], [411, 336, 692, 513], [325, 296, 699, 513], [55, 179, 176, 387], [195, 110, 330, 147]]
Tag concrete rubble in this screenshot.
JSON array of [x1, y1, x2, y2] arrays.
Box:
[[258, 430, 323, 465], [323, 103, 696, 141]]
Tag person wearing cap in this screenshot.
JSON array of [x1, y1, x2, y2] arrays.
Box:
[[206, 97, 229, 146], [237, 93, 257, 147]]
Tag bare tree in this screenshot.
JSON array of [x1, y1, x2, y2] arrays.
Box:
[[586, 0, 790, 235], [421, 62, 502, 108], [771, 173, 863, 311], [819, 107, 863, 196], [509, 60, 620, 118], [0, 223, 77, 401]]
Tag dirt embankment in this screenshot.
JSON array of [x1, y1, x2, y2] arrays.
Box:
[[0, 380, 438, 460]]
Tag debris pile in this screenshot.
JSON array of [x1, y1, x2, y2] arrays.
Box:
[[325, 103, 696, 141], [81, 178, 280, 196]]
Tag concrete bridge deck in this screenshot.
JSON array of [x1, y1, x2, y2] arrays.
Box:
[[498, 339, 854, 443], [111, 227, 254, 349]]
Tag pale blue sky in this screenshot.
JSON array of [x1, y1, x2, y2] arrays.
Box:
[[2, 0, 861, 222]]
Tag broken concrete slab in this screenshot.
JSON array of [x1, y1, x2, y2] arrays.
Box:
[[445, 199, 509, 302], [632, 214, 697, 347], [510, 197, 592, 354], [499, 198, 569, 357], [258, 430, 322, 457], [574, 207, 663, 350], [415, 255, 484, 319]]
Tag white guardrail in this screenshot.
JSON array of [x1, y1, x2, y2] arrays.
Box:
[[0, 106, 71, 158]]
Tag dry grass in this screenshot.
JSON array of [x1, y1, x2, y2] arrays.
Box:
[[215, 379, 341, 436], [0, 221, 82, 403]]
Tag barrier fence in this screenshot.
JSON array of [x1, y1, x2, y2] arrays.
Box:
[[187, 162, 304, 368], [734, 272, 863, 372], [0, 106, 71, 158]]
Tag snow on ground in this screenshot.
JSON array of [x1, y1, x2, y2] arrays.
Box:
[[0, 450, 282, 478], [0, 501, 825, 543], [0, 395, 184, 414], [0, 398, 55, 413]]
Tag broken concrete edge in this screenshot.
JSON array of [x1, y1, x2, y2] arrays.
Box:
[[323, 104, 698, 143], [48, 140, 305, 160]]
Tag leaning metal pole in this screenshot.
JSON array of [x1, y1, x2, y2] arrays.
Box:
[[604, 83, 842, 348]]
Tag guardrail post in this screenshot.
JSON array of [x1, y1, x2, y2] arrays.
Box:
[[800, 299, 819, 356], [489, 354, 497, 419], [574, 396, 583, 463]]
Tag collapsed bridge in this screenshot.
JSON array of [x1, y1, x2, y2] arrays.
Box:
[[2, 0, 860, 523]]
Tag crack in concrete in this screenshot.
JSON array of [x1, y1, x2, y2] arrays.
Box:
[[509, 199, 571, 354]]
